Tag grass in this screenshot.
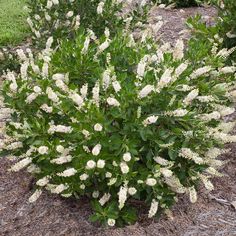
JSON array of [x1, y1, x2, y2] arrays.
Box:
[[0, 0, 29, 47]]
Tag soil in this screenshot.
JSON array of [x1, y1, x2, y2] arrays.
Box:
[[0, 5, 235, 236], [150, 5, 217, 44]]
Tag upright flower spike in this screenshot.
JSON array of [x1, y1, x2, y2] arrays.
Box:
[[148, 199, 159, 218], [118, 185, 128, 209]]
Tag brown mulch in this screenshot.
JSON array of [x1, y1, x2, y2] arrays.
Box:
[[0, 151, 235, 236], [150, 5, 217, 44], [0, 5, 236, 236]]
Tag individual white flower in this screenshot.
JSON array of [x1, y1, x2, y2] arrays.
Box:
[[9, 82, 18, 92], [50, 155, 73, 164], [105, 172, 112, 178], [156, 68, 174, 92], [46, 0, 53, 9], [80, 173, 89, 181], [123, 152, 132, 162], [143, 115, 159, 126], [57, 168, 77, 177], [16, 49, 27, 61], [154, 156, 169, 166], [81, 36, 90, 54], [146, 178, 157, 186], [69, 93, 84, 107], [27, 164, 41, 174], [36, 176, 50, 187], [46, 36, 53, 49], [201, 111, 221, 121], [183, 89, 199, 105], [92, 82, 100, 107], [5, 141, 23, 151], [52, 0, 59, 4], [107, 178, 117, 186], [10, 157, 32, 172], [148, 199, 159, 218], [169, 109, 188, 117], [92, 144, 102, 156], [26, 93, 39, 104], [199, 174, 214, 191], [86, 160, 96, 169], [56, 145, 65, 153], [29, 189, 42, 203], [160, 168, 173, 178], [83, 145, 90, 153], [46, 87, 59, 103], [189, 186, 197, 203], [138, 85, 154, 98], [137, 59, 146, 77], [112, 81, 121, 93], [80, 83, 88, 98], [48, 125, 73, 134], [98, 39, 110, 53], [118, 185, 128, 209], [56, 79, 68, 92], [92, 191, 99, 198], [66, 11, 74, 18], [190, 66, 212, 79], [82, 129, 90, 139], [33, 86, 42, 93], [50, 184, 68, 194], [107, 219, 116, 227], [104, 27, 110, 38], [107, 97, 120, 107], [94, 123, 103, 132], [40, 104, 53, 113], [97, 2, 105, 14], [197, 96, 215, 103], [173, 39, 184, 60], [61, 193, 72, 198], [179, 148, 204, 165], [97, 159, 105, 168], [102, 69, 111, 90], [99, 193, 111, 206], [219, 66, 236, 74], [52, 73, 65, 81], [80, 184, 86, 190], [128, 187, 137, 195], [219, 107, 235, 117], [120, 162, 129, 174], [42, 62, 49, 78], [38, 146, 49, 155], [174, 62, 188, 77]]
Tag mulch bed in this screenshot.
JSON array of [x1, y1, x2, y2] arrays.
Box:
[[0, 5, 235, 236]]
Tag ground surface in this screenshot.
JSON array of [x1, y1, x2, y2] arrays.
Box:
[[0, 5, 236, 236], [0, 0, 29, 47]]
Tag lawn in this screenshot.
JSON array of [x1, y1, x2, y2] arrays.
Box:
[[0, 0, 29, 47]]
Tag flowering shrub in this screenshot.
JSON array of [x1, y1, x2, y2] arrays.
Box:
[[216, 0, 236, 59], [186, 0, 236, 62], [26, 0, 149, 48], [1, 26, 236, 226]]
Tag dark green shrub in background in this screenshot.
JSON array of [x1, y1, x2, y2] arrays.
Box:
[[152, 0, 209, 7], [27, 0, 149, 49]]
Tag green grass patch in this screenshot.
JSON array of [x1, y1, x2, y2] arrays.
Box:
[[0, 0, 29, 47]]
